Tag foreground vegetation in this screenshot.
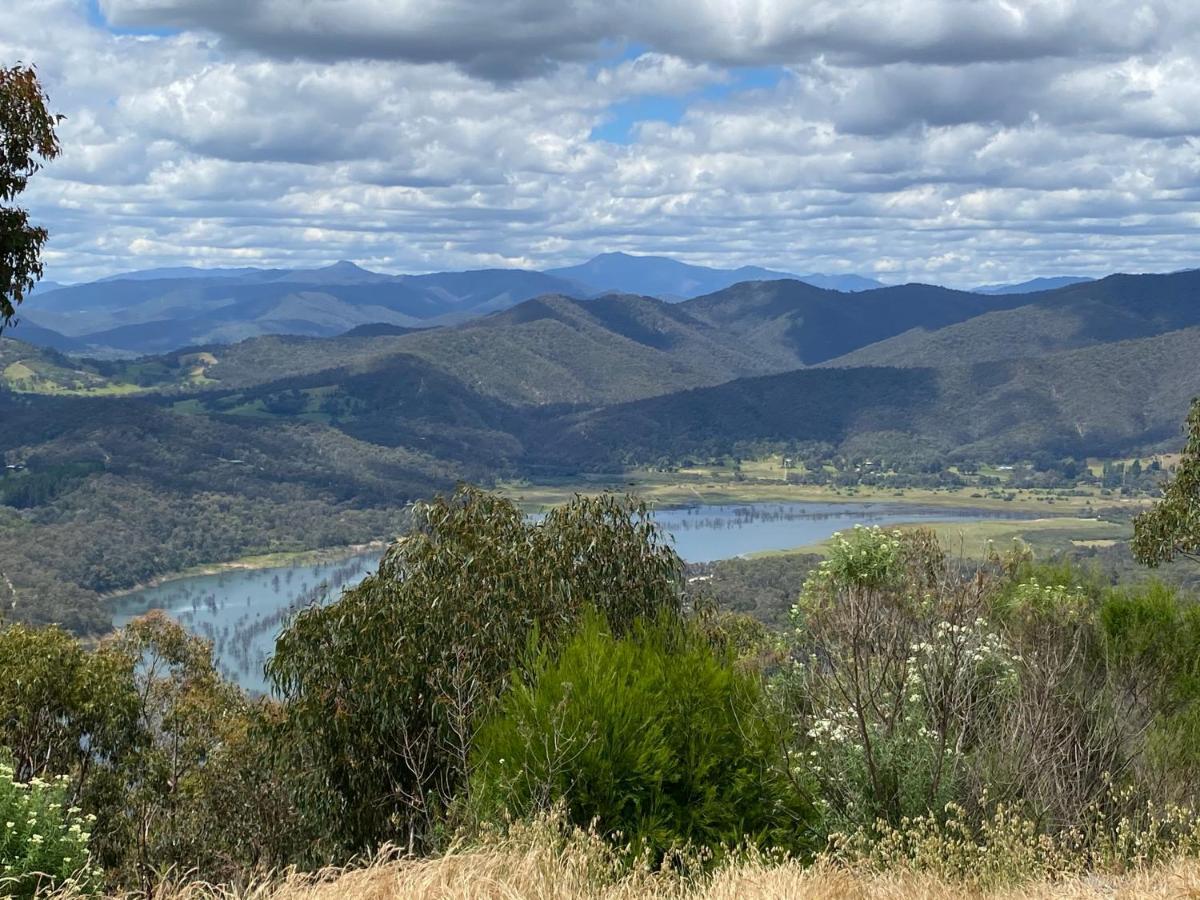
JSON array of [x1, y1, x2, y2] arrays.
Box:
[[0, 402, 1198, 897]]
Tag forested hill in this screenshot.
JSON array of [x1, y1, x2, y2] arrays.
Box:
[[678, 280, 1030, 365], [3, 266, 1200, 633], [826, 269, 1200, 368], [536, 326, 1200, 467]]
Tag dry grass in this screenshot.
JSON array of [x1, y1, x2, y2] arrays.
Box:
[[118, 842, 1200, 900]]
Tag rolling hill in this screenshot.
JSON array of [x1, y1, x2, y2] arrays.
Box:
[[535, 326, 1200, 467], [826, 270, 1200, 369], [16, 263, 584, 355], [678, 280, 1030, 366]]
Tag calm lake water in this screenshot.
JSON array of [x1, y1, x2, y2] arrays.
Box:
[[111, 501, 1014, 691]]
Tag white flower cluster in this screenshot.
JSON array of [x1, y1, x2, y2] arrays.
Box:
[[1, 755, 97, 892]]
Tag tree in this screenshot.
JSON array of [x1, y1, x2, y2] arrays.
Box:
[[1133, 399, 1200, 566], [267, 486, 684, 857], [1, 64, 62, 329]]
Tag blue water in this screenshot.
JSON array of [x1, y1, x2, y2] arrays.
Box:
[[649, 502, 1006, 562], [111, 501, 1012, 691]]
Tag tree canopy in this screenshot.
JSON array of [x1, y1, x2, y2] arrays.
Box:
[[1, 63, 61, 329], [1134, 398, 1200, 566], [267, 486, 684, 855]]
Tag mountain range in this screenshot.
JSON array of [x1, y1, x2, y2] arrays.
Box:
[[6, 267, 1199, 455], [5, 264, 1200, 629], [11, 253, 893, 355]]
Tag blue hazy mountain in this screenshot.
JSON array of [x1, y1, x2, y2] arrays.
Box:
[[973, 276, 1094, 294], [95, 266, 284, 283], [547, 252, 882, 298], [17, 264, 582, 355], [15, 254, 886, 354]]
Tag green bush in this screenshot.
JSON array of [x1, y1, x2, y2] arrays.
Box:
[[469, 613, 817, 862], [786, 528, 1034, 833], [0, 751, 98, 898], [1099, 581, 1200, 799]]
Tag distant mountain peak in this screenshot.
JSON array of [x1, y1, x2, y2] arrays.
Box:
[[547, 253, 882, 299], [273, 260, 394, 285]]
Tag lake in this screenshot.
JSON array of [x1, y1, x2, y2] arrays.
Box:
[[111, 501, 1019, 691]]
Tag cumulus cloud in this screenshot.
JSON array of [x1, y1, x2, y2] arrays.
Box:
[[99, 0, 1189, 78], [2, 0, 1198, 287]]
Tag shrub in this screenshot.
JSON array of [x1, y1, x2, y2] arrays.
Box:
[[1099, 581, 1200, 802], [786, 527, 1020, 833], [469, 612, 817, 862], [0, 751, 98, 898], [829, 796, 1200, 890]]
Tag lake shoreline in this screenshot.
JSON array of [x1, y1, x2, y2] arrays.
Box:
[[103, 497, 1090, 602], [103, 540, 390, 603], [103, 500, 1104, 692]]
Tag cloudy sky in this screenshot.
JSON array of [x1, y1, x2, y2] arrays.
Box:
[[5, 0, 1200, 286]]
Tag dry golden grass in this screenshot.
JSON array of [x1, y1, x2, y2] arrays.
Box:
[[123, 843, 1200, 900]]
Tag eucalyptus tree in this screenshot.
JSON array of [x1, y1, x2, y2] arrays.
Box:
[[268, 485, 684, 856], [1134, 399, 1200, 566], [1, 63, 61, 329]]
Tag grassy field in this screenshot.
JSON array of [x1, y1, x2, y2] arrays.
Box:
[[498, 465, 1147, 517], [746, 516, 1129, 558], [1, 359, 145, 396], [106, 843, 1200, 899]]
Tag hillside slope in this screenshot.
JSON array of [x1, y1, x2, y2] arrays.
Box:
[[680, 280, 1026, 366], [538, 327, 1200, 466], [5, 292, 796, 407], [828, 270, 1200, 368]]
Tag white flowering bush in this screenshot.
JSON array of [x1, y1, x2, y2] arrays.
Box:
[[807, 525, 905, 594], [0, 752, 98, 898], [792, 615, 1019, 834], [784, 527, 1027, 835]]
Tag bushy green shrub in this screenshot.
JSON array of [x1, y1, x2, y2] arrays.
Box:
[[470, 613, 817, 862], [1099, 580, 1200, 800], [0, 751, 98, 898]]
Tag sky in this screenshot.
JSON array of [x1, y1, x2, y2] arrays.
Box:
[[4, 0, 1200, 287]]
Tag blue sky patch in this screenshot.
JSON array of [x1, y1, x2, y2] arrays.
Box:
[[590, 64, 787, 144], [590, 95, 688, 144]]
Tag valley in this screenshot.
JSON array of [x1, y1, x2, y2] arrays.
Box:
[[10, 13, 1200, 896], [2, 268, 1198, 636]]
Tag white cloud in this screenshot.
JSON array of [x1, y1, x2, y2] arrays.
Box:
[[2, 0, 1198, 288], [99, 0, 1188, 76]]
